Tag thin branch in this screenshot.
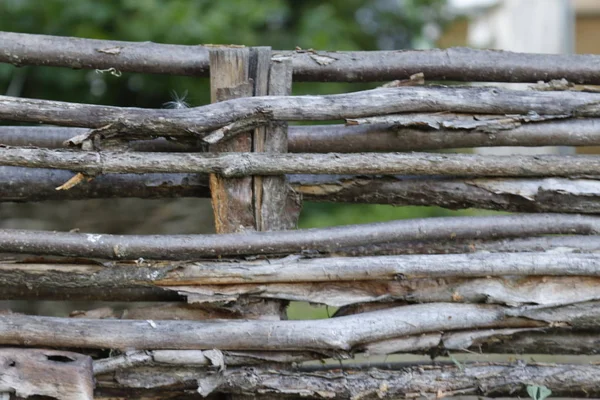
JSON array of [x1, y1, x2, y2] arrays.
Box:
[[4, 32, 600, 83], [4, 148, 600, 178], [2, 86, 600, 142], [0, 214, 598, 259], [6, 118, 600, 153], [93, 349, 319, 375]]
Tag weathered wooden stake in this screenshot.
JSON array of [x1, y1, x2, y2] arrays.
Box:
[[209, 47, 255, 233]]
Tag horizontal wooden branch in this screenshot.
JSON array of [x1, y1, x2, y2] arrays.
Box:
[[364, 328, 600, 356], [93, 349, 320, 375], [5, 148, 600, 178], [93, 362, 600, 398], [4, 166, 600, 215], [6, 118, 600, 153], [3, 301, 600, 351], [3, 253, 599, 291], [295, 175, 600, 213], [2, 86, 600, 142], [4, 32, 600, 83], [173, 276, 600, 307], [0, 214, 598, 259], [4, 257, 600, 305], [0, 167, 210, 201], [90, 330, 600, 377]]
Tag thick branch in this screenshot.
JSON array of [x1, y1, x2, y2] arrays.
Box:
[[296, 175, 600, 213], [4, 148, 600, 178], [173, 276, 600, 307], [6, 118, 600, 153], [2, 86, 600, 140], [0, 167, 210, 201], [4, 32, 600, 83], [0, 303, 509, 350], [93, 362, 600, 398], [3, 301, 600, 351], [0, 214, 598, 259], [2, 253, 598, 287], [4, 167, 600, 215]]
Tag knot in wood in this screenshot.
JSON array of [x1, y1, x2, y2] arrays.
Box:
[[222, 153, 253, 178]]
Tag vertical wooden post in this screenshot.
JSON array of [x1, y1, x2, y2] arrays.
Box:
[[209, 47, 255, 233], [251, 51, 300, 231], [208, 48, 299, 322]]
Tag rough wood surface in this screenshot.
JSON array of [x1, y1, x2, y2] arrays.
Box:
[[172, 275, 600, 307], [208, 47, 255, 233], [0, 348, 93, 400], [257, 55, 300, 231], [6, 167, 600, 215], [4, 32, 600, 83], [2, 86, 600, 143], [0, 167, 210, 201], [92, 362, 600, 398], [3, 301, 600, 351], [0, 214, 597, 259], [93, 349, 318, 375], [6, 117, 600, 153], [295, 175, 600, 213], [6, 148, 600, 178], [1, 253, 599, 293]]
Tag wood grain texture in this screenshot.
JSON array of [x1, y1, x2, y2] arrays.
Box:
[[208, 47, 255, 233], [0, 348, 93, 400]]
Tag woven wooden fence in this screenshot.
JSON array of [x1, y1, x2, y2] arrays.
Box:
[[2, 31, 600, 399]]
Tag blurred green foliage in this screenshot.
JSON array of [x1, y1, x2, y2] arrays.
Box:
[[0, 0, 453, 230]]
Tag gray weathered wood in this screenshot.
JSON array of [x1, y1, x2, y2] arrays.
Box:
[[2, 86, 600, 143], [4, 32, 600, 83], [208, 47, 255, 233], [5, 148, 600, 178], [3, 256, 600, 306], [4, 301, 600, 351], [7, 118, 600, 153], [93, 362, 600, 398], [6, 167, 600, 215], [0, 348, 93, 400], [257, 55, 299, 231], [0, 303, 508, 350], [295, 175, 600, 213], [0, 214, 597, 259]]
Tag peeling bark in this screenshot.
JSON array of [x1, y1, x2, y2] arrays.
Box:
[[6, 117, 600, 153], [3, 86, 600, 143], [94, 362, 600, 398]]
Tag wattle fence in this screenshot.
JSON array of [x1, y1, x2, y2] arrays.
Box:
[[2, 31, 600, 399]]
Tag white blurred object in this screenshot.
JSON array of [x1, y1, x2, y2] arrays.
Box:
[[452, 0, 575, 155]]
